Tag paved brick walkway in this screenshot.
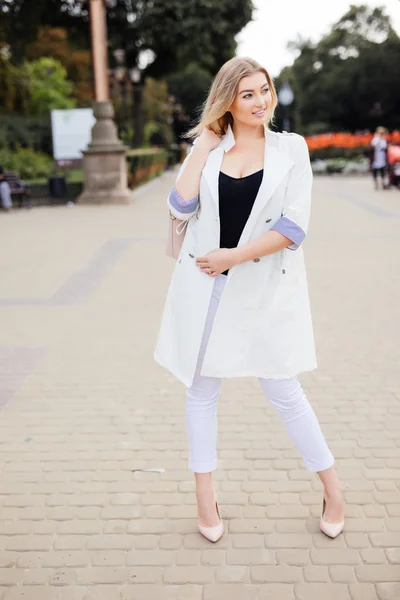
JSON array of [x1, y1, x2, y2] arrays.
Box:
[[0, 173, 399, 600]]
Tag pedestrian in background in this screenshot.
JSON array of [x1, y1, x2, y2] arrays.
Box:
[[370, 126, 388, 190], [0, 166, 12, 212], [155, 57, 345, 544]]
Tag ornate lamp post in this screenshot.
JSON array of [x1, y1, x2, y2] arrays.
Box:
[[129, 66, 144, 148], [278, 80, 294, 133], [113, 48, 129, 141], [77, 0, 131, 204]]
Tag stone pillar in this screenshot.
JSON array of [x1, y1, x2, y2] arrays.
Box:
[[90, 0, 109, 103], [78, 0, 131, 205], [77, 101, 131, 204]]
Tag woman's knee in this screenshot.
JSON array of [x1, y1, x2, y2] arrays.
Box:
[[186, 377, 221, 409], [259, 377, 311, 416]]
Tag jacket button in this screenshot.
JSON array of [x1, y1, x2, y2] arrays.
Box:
[[253, 258, 260, 263], [266, 219, 271, 223]]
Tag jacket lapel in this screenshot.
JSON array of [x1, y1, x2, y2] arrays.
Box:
[[238, 130, 294, 245], [201, 125, 235, 212], [201, 126, 294, 233]]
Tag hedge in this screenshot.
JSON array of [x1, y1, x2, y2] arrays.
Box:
[[6, 148, 175, 205], [126, 148, 169, 188]]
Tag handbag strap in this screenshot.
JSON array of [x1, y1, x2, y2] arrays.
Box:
[[176, 219, 189, 235]]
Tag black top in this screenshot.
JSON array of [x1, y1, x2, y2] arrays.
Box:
[[219, 169, 263, 275]]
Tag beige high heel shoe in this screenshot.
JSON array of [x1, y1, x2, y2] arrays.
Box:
[[198, 497, 224, 543], [320, 498, 344, 539]]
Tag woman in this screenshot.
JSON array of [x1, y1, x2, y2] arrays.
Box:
[[0, 166, 12, 212], [155, 57, 344, 543], [369, 126, 388, 190]]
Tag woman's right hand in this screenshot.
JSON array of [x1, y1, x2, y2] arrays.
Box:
[[195, 128, 222, 153], [175, 127, 220, 200]]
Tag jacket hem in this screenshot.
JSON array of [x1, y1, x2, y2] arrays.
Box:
[[154, 352, 193, 388], [155, 349, 318, 387], [199, 364, 318, 381]]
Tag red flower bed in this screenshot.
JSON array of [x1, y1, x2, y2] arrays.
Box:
[[305, 131, 400, 150]]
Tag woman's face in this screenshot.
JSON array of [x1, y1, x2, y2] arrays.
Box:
[[229, 72, 272, 127]]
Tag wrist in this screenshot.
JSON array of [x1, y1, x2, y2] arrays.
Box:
[[231, 247, 245, 265]]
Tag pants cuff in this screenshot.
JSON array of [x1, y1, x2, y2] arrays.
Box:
[[188, 459, 217, 473], [305, 454, 335, 473]]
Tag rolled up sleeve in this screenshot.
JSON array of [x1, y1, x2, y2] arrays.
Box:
[[273, 135, 312, 250], [167, 187, 199, 220], [271, 216, 306, 250], [166, 143, 200, 221]]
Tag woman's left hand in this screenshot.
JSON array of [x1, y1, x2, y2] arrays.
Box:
[[196, 248, 239, 277]]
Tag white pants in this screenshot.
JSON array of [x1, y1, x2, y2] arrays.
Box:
[[186, 275, 334, 474]]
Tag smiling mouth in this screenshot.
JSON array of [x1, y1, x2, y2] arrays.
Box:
[[253, 109, 266, 116]]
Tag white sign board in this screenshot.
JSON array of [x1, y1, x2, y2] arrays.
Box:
[[51, 109, 96, 162]]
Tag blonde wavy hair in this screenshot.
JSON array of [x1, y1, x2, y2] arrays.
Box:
[[186, 57, 278, 139]]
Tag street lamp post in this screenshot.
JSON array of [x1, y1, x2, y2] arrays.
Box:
[[77, 0, 131, 204], [129, 67, 144, 148], [278, 80, 294, 132], [89, 0, 109, 102], [113, 49, 128, 141]]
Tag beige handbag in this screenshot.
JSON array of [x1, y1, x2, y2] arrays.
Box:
[[166, 210, 189, 260]]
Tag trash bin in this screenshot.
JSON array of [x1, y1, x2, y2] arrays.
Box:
[[48, 176, 67, 199]]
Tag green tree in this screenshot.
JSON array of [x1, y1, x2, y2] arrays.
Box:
[[24, 57, 76, 116], [135, 0, 253, 77], [0, 48, 32, 115], [1, 0, 253, 76], [27, 27, 92, 106], [0, 0, 89, 63], [143, 76, 173, 147], [284, 5, 400, 132], [167, 63, 213, 121], [0, 49, 17, 114], [143, 77, 171, 123]]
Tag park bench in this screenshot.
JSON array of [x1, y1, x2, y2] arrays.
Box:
[[4, 172, 31, 208]]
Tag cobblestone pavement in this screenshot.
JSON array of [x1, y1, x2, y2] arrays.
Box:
[[0, 173, 399, 600]]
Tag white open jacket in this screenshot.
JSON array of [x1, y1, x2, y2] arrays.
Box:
[[155, 126, 317, 387]]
